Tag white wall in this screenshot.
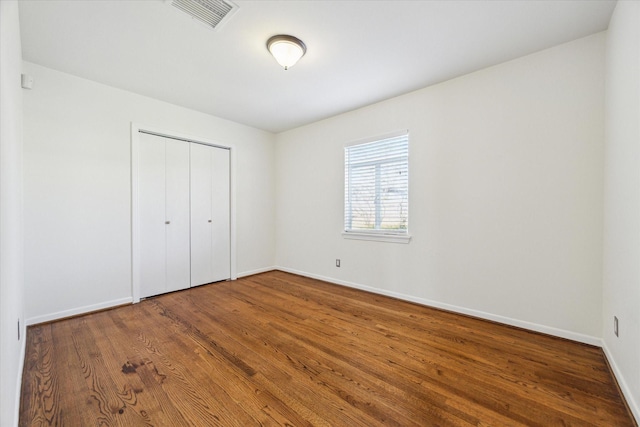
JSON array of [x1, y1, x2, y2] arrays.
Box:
[[603, 0, 640, 419], [0, 2, 26, 426], [22, 62, 276, 324], [276, 33, 605, 344]]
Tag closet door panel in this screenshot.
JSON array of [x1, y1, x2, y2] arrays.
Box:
[[138, 135, 167, 298], [210, 148, 231, 281], [190, 143, 213, 286], [165, 139, 191, 293]]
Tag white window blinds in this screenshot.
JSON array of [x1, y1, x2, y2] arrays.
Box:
[[344, 132, 409, 236]]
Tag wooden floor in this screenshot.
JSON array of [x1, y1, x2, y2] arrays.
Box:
[[21, 271, 635, 426]]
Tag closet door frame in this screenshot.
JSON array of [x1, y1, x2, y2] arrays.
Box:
[[131, 122, 236, 303]]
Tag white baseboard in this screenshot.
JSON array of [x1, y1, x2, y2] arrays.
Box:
[[601, 341, 640, 423], [26, 297, 133, 326], [237, 265, 277, 278], [18, 268, 637, 424], [25, 267, 277, 326], [274, 266, 602, 347], [13, 327, 27, 427], [274, 268, 640, 419]]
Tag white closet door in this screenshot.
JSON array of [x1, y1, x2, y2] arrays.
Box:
[[190, 143, 230, 286], [139, 135, 166, 298], [190, 143, 213, 286], [165, 139, 191, 293], [210, 147, 230, 282], [138, 133, 190, 298]]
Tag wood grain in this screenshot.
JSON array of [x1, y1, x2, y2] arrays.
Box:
[[20, 271, 636, 426]]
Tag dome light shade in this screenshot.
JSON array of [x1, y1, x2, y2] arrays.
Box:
[[267, 35, 306, 70]]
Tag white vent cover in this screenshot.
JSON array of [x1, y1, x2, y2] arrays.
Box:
[[170, 0, 238, 30]]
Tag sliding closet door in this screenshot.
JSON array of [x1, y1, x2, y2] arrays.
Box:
[[138, 133, 190, 298], [190, 143, 231, 286]]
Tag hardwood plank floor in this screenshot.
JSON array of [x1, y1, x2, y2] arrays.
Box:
[[20, 271, 636, 426]]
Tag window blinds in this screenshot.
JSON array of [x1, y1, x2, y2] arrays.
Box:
[[344, 132, 409, 234]]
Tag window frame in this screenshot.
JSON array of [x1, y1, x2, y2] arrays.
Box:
[[343, 130, 411, 244]]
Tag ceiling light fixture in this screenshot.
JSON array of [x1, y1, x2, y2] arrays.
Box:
[[267, 35, 306, 70]]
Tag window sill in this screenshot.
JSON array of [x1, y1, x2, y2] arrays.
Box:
[[342, 231, 411, 244]]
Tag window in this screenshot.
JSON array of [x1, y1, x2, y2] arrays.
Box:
[[344, 131, 410, 243]]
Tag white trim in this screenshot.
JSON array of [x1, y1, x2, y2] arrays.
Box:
[[25, 297, 133, 326], [131, 124, 141, 303], [131, 122, 237, 302], [601, 341, 640, 423], [138, 129, 230, 150], [273, 266, 602, 346], [344, 129, 409, 148], [342, 231, 411, 244], [237, 266, 277, 278], [242, 268, 635, 422], [13, 328, 27, 427]]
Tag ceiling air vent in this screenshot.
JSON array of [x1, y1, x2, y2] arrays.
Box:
[[169, 0, 239, 31]]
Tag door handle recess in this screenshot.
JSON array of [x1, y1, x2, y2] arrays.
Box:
[[208, 220, 212, 223], [165, 221, 171, 224]]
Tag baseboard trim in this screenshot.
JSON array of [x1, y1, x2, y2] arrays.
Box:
[[274, 266, 602, 347], [237, 266, 277, 278], [601, 341, 640, 424], [24, 267, 278, 326], [26, 297, 133, 326], [13, 327, 27, 427]]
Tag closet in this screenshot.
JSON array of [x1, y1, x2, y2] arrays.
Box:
[[135, 131, 231, 300]]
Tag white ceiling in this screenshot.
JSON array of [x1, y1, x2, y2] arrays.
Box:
[[19, 0, 616, 133]]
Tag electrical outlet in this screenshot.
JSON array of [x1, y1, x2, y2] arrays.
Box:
[[336, 259, 341, 267], [614, 316, 619, 337]]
